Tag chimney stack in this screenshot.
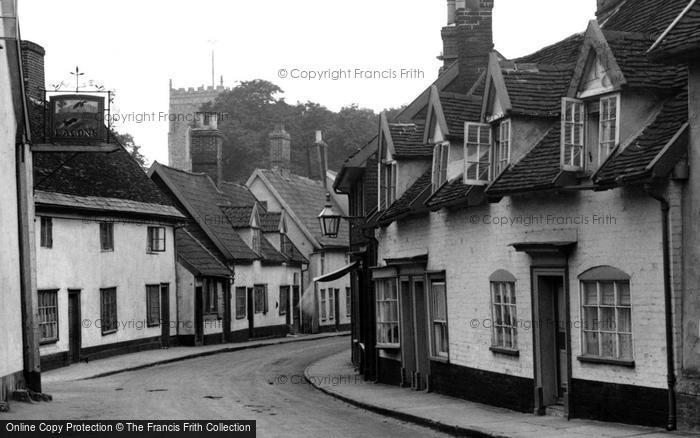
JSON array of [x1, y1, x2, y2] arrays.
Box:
[[19, 40, 45, 140], [190, 112, 223, 185], [439, 0, 494, 92], [306, 130, 328, 184], [269, 124, 291, 172]]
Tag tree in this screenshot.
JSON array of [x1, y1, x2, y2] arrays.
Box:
[[112, 131, 148, 170], [203, 80, 381, 183]]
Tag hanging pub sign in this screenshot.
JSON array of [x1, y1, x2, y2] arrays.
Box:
[[49, 94, 106, 143]]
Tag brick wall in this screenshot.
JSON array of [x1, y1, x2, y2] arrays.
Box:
[[190, 129, 222, 184], [376, 187, 669, 390]]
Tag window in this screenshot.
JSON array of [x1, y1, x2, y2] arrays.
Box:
[[429, 278, 449, 358], [147, 227, 166, 252], [580, 266, 632, 361], [38, 290, 58, 343], [464, 123, 492, 184], [254, 284, 268, 314], [279, 286, 290, 316], [235, 287, 247, 319], [146, 285, 160, 327], [100, 287, 117, 335], [493, 119, 511, 176], [431, 142, 449, 192], [346, 287, 351, 317], [320, 253, 326, 275], [376, 279, 399, 347], [252, 228, 261, 254], [320, 289, 327, 321], [204, 281, 218, 315], [40, 217, 53, 248], [100, 222, 114, 251], [490, 271, 518, 351], [383, 161, 398, 206], [562, 98, 586, 169], [599, 95, 619, 165], [280, 234, 293, 257], [329, 289, 336, 321]]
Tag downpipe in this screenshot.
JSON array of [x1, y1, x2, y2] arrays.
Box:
[[644, 184, 676, 431]]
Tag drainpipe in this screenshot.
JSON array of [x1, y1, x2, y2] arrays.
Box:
[[644, 184, 676, 431]]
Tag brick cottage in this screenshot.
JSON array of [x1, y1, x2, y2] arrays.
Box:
[[335, 0, 700, 431]]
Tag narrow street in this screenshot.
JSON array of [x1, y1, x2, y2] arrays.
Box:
[[3, 338, 451, 438]]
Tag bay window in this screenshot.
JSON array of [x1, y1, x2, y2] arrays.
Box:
[[464, 123, 491, 184], [376, 278, 399, 347]]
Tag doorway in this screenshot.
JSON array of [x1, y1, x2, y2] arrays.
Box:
[[67, 290, 81, 363], [292, 286, 301, 334], [247, 287, 255, 338], [160, 284, 170, 348], [532, 270, 569, 414], [400, 276, 430, 390], [194, 285, 203, 345]]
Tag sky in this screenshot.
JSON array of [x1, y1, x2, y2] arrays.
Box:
[[19, 0, 595, 165]]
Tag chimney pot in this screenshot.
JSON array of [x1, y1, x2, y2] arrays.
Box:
[[447, 0, 456, 25], [315, 130, 323, 143]]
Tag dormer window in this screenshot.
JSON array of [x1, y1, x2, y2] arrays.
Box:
[[561, 94, 620, 171], [464, 123, 491, 185], [432, 142, 449, 192], [599, 95, 619, 165], [493, 119, 511, 177], [382, 161, 397, 207], [252, 228, 261, 254]]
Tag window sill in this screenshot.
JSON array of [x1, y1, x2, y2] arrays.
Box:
[[147, 323, 160, 328], [429, 355, 449, 363], [235, 316, 246, 320], [577, 355, 635, 367], [101, 249, 114, 253], [376, 344, 400, 351], [490, 346, 520, 357], [40, 339, 58, 346], [101, 330, 117, 336]]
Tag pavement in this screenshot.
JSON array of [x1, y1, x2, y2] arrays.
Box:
[[304, 351, 697, 438], [42, 331, 350, 383]]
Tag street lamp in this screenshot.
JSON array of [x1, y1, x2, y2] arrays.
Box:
[[318, 193, 343, 238]]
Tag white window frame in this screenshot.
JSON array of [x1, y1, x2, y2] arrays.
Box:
[[580, 278, 633, 361], [376, 278, 399, 348], [384, 161, 398, 205], [464, 122, 492, 185], [320, 289, 327, 322], [561, 97, 586, 170], [490, 280, 518, 351], [428, 277, 449, 359], [431, 142, 449, 192], [493, 119, 511, 177], [38, 289, 59, 344], [598, 94, 621, 166]]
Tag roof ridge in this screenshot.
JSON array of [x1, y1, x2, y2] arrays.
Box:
[[648, 0, 699, 52]]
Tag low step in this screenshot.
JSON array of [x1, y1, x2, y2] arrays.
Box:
[[545, 404, 566, 418]]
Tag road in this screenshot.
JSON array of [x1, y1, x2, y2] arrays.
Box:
[[4, 337, 450, 438]]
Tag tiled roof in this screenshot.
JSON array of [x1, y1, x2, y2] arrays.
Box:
[[259, 235, 287, 264], [604, 31, 687, 90], [595, 89, 688, 185], [176, 228, 232, 278], [34, 190, 184, 220], [221, 206, 254, 228], [34, 148, 175, 208], [256, 169, 349, 247], [649, 1, 700, 59], [259, 211, 282, 233], [440, 92, 483, 137], [501, 64, 575, 117], [425, 177, 481, 210], [377, 170, 432, 225], [389, 123, 432, 157], [154, 164, 258, 261], [218, 181, 257, 207], [486, 125, 562, 196], [514, 33, 584, 65], [602, 0, 690, 39]]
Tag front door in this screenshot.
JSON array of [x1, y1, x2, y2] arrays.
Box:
[[400, 278, 416, 387], [412, 278, 430, 390], [533, 272, 569, 413], [247, 287, 255, 338], [68, 290, 81, 363], [160, 284, 170, 348], [194, 285, 204, 345], [292, 286, 301, 334]]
